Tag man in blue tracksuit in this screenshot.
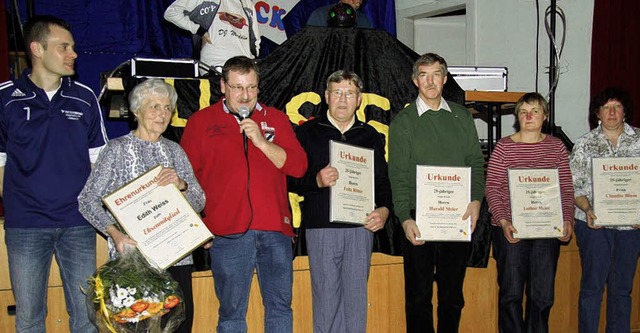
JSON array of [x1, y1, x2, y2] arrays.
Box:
[[0, 15, 107, 333]]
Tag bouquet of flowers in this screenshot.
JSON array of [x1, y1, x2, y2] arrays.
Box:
[[86, 247, 185, 333]]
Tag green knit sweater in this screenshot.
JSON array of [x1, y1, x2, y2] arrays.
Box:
[[388, 100, 486, 223]]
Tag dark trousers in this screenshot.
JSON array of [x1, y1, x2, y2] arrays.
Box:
[[167, 265, 194, 333], [403, 238, 469, 333], [492, 227, 560, 333]]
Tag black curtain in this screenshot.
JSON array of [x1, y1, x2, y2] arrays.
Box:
[[258, 26, 465, 258], [259, 26, 464, 119], [117, 27, 471, 263]]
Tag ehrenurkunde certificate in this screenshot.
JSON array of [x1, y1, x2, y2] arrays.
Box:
[[103, 165, 212, 269]]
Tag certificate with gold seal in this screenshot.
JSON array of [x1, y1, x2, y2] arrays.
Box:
[[102, 165, 212, 269], [329, 140, 375, 225], [508, 168, 563, 239], [415, 165, 471, 241], [592, 157, 640, 226]]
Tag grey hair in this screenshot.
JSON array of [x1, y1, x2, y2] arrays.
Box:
[[412, 53, 448, 80], [128, 79, 178, 115], [326, 70, 364, 92]]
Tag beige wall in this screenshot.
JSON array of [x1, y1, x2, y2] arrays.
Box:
[[395, 0, 595, 143]]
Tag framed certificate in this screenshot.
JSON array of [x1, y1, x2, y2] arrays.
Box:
[[591, 157, 640, 226], [329, 140, 375, 225], [508, 168, 564, 239], [415, 165, 471, 241], [102, 165, 212, 269]]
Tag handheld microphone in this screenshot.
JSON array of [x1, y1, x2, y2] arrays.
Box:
[[238, 106, 251, 120], [238, 106, 251, 154]]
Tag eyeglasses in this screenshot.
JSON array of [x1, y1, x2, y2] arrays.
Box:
[[328, 89, 358, 99], [225, 82, 258, 94]]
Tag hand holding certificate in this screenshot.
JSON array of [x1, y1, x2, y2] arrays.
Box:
[[415, 165, 471, 241], [508, 168, 564, 239], [102, 165, 212, 269], [591, 157, 640, 226], [329, 140, 375, 225]]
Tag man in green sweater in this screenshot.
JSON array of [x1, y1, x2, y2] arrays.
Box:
[[388, 53, 485, 333]]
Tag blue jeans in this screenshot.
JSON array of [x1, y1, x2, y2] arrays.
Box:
[[5, 226, 97, 333], [574, 220, 640, 333], [492, 226, 560, 333], [209, 230, 293, 333]]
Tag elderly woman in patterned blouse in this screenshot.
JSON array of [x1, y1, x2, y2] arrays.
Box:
[[78, 79, 206, 333], [569, 87, 640, 333]]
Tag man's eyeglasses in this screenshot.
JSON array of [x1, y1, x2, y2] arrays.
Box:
[[225, 82, 258, 94], [328, 89, 358, 99]]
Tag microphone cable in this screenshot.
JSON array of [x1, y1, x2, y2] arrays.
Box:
[[218, 106, 255, 239]]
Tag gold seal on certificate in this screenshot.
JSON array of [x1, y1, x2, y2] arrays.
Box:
[[415, 165, 471, 241], [329, 140, 375, 225], [508, 168, 563, 239], [592, 157, 640, 226], [102, 165, 212, 269]]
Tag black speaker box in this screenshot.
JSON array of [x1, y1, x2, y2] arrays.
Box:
[[131, 57, 200, 78]]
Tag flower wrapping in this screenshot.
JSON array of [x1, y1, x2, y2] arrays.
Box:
[[86, 248, 185, 333]]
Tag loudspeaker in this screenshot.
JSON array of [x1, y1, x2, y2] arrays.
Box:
[[131, 57, 200, 78]]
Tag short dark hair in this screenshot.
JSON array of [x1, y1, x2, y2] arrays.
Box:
[[589, 87, 633, 128], [412, 53, 448, 80], [222, 56, 259, 82], [23, 15, 72, 60], [513, 92, 549, 132]]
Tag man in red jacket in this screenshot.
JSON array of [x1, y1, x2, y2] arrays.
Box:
[[181, 55, 307, 333]]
